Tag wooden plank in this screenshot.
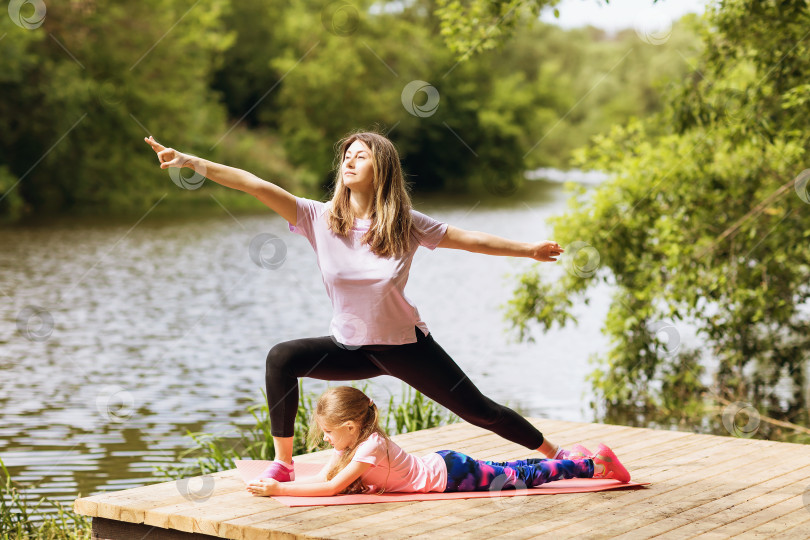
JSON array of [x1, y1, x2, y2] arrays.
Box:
[[672, 504, 810, 540], [739, 506, 810, 538], [774, 511, 810, 539], [556, 436, 782, 523], [76, 449, 334, 516], [404, 486, 624, 539], [489, 435, 771, 540], [775, 517, 810, 540], [312, 496, 499, 538], [566, 440, 808, 538], [80, 472, 248, 524], [147, 495, 310, 536], [477, 430, 728, 539], [164, 500, 362, 536], [217, 503, 375, 540], [402, 431, 508, 456], [650, 472, 810, 539], [139, 473, 414, 537], [91, 465, 327, 533], [98, 471, 299, 528], [344, 499, 528, 540], [409, 500, 538, 540], [220, 501, 415, 540], [142, 494, 287, 535], [546, 453, 778, 538], [75, 468, 241, 512], [296, 498, 486, 538]]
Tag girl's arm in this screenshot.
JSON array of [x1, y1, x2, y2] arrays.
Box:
[[247, 460, 372, 497], [437, 225, 564, 261], [290, 452, 339, 484]]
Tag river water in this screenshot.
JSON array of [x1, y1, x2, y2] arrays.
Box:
[[1, 176, 630, 512]]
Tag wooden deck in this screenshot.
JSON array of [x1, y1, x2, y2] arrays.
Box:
[[73, 419, 810, 539]]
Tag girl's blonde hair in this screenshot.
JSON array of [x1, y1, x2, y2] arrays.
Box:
[[326, 129, 433, 259], [307, 386, 390, 495]]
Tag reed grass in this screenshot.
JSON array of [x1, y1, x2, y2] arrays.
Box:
[[0, 458, 91, 539]]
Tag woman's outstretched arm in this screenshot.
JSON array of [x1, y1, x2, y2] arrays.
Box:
[[143, 135, 297, 225], [437, 225, 564, 262]]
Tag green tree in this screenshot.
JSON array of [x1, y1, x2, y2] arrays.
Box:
[[433, 0, 669, 61], [435, 0, 557, 60], [0, 0, 700, 219], [505, 0, 810, 439], [512, 16, 703, 170], [266, 0, 695, 194], [267, 0, 561, 193], [210, 0, 293, 130], [0, 7, 46, 220], [0, 0, 235, 217]]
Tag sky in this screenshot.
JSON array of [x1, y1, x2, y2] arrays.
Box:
[[539, 0, 710, 32]]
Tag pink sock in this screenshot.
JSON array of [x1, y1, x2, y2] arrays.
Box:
[[256, 459, 296, 482]]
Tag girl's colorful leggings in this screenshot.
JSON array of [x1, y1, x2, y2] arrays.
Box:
[[436, 450, 594, 492]]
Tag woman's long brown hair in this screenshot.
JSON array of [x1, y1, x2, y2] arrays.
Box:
[[326, 129, 434, 259], [307, 386, 391, 494]]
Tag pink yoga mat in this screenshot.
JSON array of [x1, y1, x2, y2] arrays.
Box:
[[235, 461, 648, 507]]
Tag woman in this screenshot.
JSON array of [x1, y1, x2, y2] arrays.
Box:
[[144, 130, 568, 483]]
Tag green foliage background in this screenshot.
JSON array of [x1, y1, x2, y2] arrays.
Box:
[[505, 0, 810, 440], [0, 0, 698, 221]]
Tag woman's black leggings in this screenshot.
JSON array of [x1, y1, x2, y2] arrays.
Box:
[[264, 325, 545, 449]]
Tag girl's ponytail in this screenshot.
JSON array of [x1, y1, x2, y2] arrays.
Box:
[[308, 386, 390, 494]]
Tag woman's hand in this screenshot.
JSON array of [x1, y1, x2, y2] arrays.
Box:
[[143, 135, 194, 170], [529, 241, 564, 262], [246, 478, 280, 496]]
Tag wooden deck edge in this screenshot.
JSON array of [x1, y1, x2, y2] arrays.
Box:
[[91, 517, 229, 540]]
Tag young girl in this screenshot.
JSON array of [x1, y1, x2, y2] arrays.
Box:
[[246, 387, 630, 497], [145, 130, 571, 484]]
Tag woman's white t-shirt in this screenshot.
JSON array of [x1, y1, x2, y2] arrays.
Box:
[[288, 196, 448, 346]]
